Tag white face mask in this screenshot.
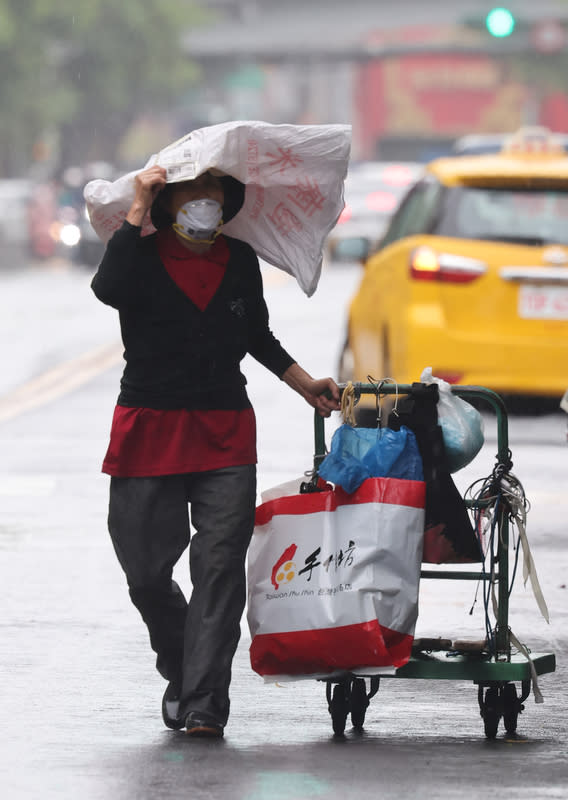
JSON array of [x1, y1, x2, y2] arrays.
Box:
[[173, 198, 223, 243]]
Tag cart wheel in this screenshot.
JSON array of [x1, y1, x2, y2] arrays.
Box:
[[350, 678, 369, 730], [483, 686, 501, 739], [502, 683, 521, 734], [330, 683, 349, 736]]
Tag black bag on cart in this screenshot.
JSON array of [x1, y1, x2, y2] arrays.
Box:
[[388, 382, 482, 564]]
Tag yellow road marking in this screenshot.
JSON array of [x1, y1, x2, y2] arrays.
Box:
[[0, 268, 291, 424], [0, 341, 123, 423]]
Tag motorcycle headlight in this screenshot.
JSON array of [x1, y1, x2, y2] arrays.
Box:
[[60, 224, 81, 247]]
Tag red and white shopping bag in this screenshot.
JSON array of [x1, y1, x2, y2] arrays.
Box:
[[247, 477, 425, 678]]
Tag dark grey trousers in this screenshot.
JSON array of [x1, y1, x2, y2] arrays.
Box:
[[108, 464, 256, 726]]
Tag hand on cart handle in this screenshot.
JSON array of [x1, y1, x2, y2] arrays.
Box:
[[281, 364, 341, 417]]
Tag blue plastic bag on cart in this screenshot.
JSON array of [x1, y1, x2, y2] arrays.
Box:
[[420, 368, 484, 473], [318, 424, 423, 494]]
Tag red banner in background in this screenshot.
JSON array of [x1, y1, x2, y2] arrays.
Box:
[[355, 52, 536, 159]]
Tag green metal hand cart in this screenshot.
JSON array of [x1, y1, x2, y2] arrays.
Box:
[[307, 382, 556, 739]]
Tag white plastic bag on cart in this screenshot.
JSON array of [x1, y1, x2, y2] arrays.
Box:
[[84, 120, 351, 296], [420, 367, 484, 473], [247, 477, 425, 680]]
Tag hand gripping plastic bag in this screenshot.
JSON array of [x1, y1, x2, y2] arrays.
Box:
[[420, 367, 484, 473], [84, 120, 351, 297], [247, 477, 425, 678], [317, 423, 423, 494]]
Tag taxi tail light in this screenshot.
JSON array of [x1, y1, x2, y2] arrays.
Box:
[[431, 371, 464, 385], [410, 247, 488, 283]]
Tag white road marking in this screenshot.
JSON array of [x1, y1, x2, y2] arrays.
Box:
[[0, 475, 57, 497]]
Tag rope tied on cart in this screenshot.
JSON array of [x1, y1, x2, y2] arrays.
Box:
[[465, 461, 549, 703], [340, 381, 357, 426], [466, 463, 548, 623], [498, 471, 549, 625]]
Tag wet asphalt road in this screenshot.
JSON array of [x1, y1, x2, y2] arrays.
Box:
[[0, 261, 566, 799]]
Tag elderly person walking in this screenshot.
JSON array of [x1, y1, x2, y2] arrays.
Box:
[[91, 164, 340, 738]]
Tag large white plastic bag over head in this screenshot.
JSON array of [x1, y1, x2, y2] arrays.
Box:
[[420, 367, 484, 472], [84, 120, 351, 296]]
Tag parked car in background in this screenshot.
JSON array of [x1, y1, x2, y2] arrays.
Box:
[[74, 202, 106, 267], [24, 162, 114, 267], [0, 179, 34, 267], [326, 161, 423, 264], [336, 127, 568, 415], [53, 162, 115, 267]]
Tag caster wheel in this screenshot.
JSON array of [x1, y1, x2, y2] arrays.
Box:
[[350, 678, 369, 730], [330, 683, 349, 736], [483, 686, 501, 739], [502, 683, 521, 734]]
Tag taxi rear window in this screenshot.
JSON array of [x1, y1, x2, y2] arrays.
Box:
[[436, 186, 568, 246]]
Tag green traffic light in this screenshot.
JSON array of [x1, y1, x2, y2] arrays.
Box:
[[486, 7, 515, 37]]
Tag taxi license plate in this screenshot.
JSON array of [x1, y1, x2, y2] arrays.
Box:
[[518, 285, 568, 319]]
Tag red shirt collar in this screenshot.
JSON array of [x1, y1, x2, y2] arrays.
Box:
[[157, 227, 229, 266]]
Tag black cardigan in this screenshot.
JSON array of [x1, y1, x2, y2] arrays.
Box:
[[91, 221, 295, 410]]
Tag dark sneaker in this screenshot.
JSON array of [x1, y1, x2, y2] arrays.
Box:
[[185, 712, 224, 738], [162, 682, 184, 730]]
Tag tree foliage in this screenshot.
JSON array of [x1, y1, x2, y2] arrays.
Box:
[[0, 0, 210, 176]]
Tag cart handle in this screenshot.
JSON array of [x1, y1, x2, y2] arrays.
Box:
[[313, 383, 510, 476]]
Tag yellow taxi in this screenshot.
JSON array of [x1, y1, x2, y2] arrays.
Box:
[[337, 128, 568, 411]]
